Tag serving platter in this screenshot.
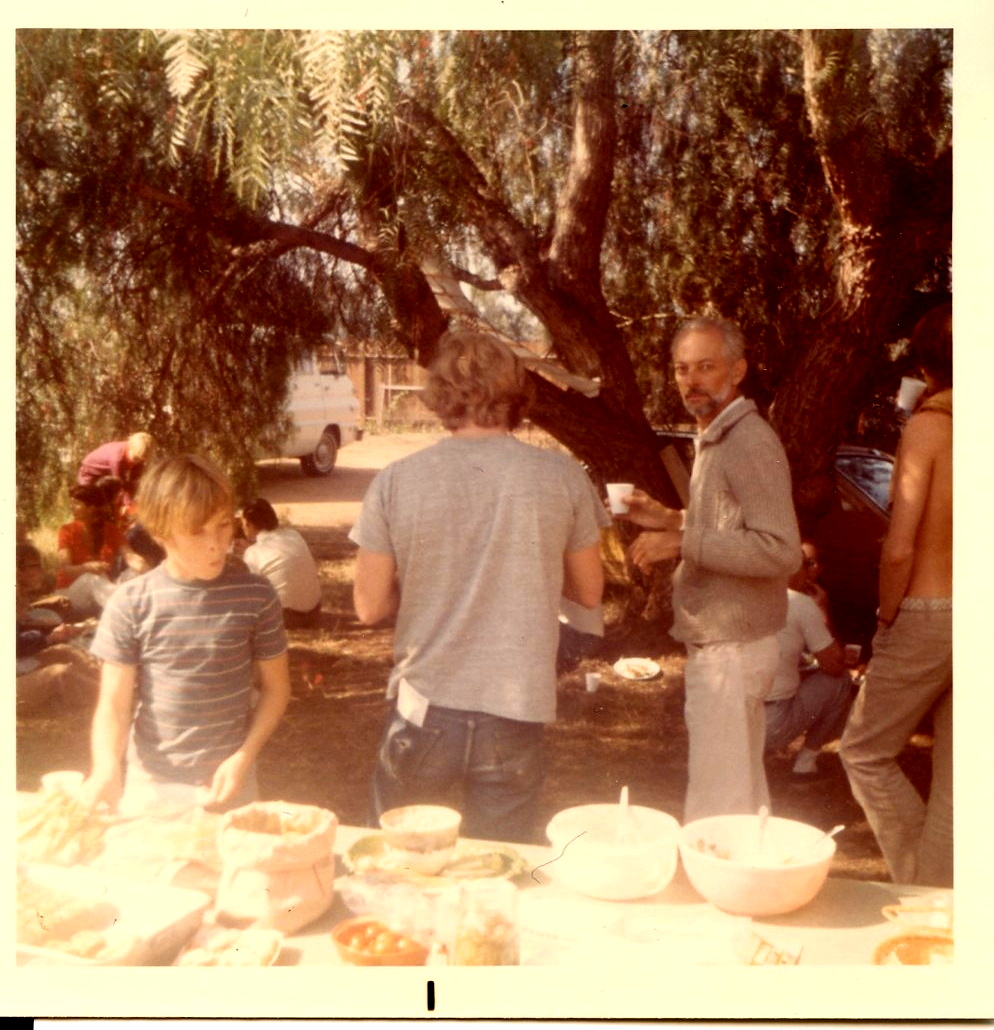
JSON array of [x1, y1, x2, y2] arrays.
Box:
[[343, 834, 527, 886], [17, 862, 210, 965]]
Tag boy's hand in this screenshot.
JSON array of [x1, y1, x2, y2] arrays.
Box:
[[207, 750, 252, 806], [78, 771, 123, 812]]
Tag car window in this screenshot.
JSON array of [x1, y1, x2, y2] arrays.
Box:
[[834, 453, 893, 514]]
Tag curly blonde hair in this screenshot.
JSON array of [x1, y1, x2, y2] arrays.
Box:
[[423, 330, 534, 431]]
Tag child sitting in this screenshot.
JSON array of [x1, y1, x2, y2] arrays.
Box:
[[79, 454, 291, 815], [16, 543, 100, 712]]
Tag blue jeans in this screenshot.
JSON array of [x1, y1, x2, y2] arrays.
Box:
[[370, 703, 546, 844], [764, 669, 856, 752]]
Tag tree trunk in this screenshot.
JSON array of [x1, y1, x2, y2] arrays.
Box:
[[772, 30, 951, 526]]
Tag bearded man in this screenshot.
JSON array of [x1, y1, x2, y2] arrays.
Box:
[[620, 316, 802, 821]]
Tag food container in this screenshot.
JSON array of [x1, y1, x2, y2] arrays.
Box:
[[678, 813, 835, 916], [17, 862, 210, 965], [544, 803, 681, 901], [874, 928, 954, 965], [448, 879, 520, 965], [378, 804, 462, 876], [215, 801, 337, 934], [175, 924, 284, 966], [331, 915, 429, 966], [40, 770, 85, 796]]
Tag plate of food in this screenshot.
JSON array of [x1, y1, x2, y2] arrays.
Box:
[[612, 657, 661, 680], [175, 925, 283, 966], [343, 834, 527, 886], [17, 863, 210, 965]]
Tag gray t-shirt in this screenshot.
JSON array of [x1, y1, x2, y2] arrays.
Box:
[[349, 435, 604, 722], [91, 561, 287, 784]]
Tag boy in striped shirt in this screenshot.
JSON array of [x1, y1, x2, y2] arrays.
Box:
[[80, 455, 291, 815]]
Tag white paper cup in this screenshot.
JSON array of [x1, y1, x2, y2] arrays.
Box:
[[41, 770, 84, 796], [897, 376, 927, 412], [844, 643, 862, 667], [606, 483, 634, 515], [585, 672, 601, 693]]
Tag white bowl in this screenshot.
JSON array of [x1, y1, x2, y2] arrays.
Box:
[[379, 805, 462, 876], [545, 803, 681, 901], [679, 814, 836, 916]]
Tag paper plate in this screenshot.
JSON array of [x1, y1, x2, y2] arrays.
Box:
[[343, 834, 527, 886], [612, 657, 661, 680]]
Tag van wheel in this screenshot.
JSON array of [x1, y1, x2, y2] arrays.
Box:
[[300, 431, 339, 476]]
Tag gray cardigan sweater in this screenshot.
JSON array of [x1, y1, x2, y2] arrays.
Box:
[[672, 397, 802, 645]]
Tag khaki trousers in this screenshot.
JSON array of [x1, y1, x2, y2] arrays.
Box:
[[840, 603, 952, 887], [682, 634, 779, 823]]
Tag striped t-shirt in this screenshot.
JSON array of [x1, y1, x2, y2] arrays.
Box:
[[91, 559, 287, 785]]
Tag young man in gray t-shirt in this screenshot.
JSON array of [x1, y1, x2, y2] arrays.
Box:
[[350, 330, 604, 843]]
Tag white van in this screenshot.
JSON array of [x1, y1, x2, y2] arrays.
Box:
[[278, 351, 363, 475]]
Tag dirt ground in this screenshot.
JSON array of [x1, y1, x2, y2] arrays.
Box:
[[16, 429, 938, 882]]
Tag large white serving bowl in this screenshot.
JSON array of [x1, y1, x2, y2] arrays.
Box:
[[545, 803, 681, 901], [678, 813, 836, 916]]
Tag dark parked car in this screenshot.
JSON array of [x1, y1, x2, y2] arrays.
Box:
[[653, 430, 894, 652]]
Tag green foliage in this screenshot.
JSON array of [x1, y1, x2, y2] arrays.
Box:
[[16, 29, 344, 523], [15, 28, 952, 526]]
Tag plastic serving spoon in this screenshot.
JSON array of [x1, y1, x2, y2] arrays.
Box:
[[784, 824, 845, 865], [757, 805, 771, 857], [617, 785, 638, 843]]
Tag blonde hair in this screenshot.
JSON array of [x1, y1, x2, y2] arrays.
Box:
[[136, 455, 233, 539], [423, 330, 533, 431], [126, 432, 155, 462]]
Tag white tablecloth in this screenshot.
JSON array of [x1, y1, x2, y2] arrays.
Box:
[[280, 824, 951, 967]]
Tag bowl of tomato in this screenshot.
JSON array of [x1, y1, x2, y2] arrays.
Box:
[[331, 915, 429, 966]]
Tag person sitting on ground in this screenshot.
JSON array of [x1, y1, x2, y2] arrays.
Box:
[[240, 497, 323, 628], [55, 483, 126, 619], [78, 431, 156, 511], [16, 543, 100, 712], [79, 455, 291, 816], [764, 541, 856, 776], [95, 476, 137, 580], [96, 475, 167, 580]]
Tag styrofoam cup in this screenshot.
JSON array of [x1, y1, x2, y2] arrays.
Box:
[[41, 770, 85, 796], [606, 483, 634, 515], [897, 376, 927, 412], [585, 672, 601, 693]]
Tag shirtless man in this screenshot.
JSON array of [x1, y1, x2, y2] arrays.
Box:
[[840, 303, 953, 887]]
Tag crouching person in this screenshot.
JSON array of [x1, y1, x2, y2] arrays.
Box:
[[79, 455, 291, 816], [764, 543, 855, 777]]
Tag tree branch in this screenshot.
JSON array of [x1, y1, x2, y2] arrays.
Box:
[[548, 31, 619, 289]]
